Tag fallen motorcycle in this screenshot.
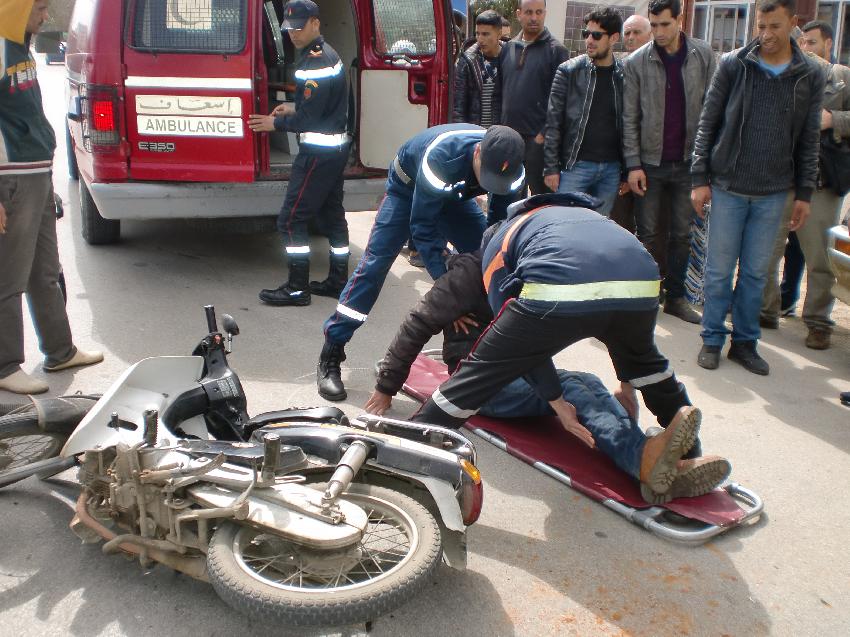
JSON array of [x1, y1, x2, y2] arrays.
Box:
[[0, 306, 482, 627]]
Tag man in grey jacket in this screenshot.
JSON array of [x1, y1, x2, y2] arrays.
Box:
[[691, 0, 825, 375], [623, 0, 715, 324], [760, 20, 850, 351]]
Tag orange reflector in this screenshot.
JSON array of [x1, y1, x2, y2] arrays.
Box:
[[835, 237, 850, 257], [459, 458, 481, 484]]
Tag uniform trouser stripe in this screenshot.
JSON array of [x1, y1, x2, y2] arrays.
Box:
[[432, 388, 478, 419], [330, 246, 350, 255], [286, 245, 310, 254], [336, 303, 367, 322], [629, 369, 674, 388]]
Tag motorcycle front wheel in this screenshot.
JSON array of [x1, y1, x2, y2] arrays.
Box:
[[0, 408, 67, 487], [207, 483, 442, 626]]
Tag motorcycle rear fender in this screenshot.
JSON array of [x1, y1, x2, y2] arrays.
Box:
[[62, 356, 209, 457]]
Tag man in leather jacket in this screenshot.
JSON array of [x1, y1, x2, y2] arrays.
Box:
[[543, 8, 624, 217], [452, 10, 502, 128], [691, 0, 825, 375]]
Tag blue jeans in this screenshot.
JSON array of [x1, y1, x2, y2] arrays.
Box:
[[556, 160, 621, 217], [324, 174, 485, 345], [478, 370, 645, 479], [701, 188, 790, 347]]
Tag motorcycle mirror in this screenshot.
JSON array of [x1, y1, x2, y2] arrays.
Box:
[[221, 313, 240, 336]]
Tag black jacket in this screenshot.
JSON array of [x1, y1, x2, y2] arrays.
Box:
[[375, 252, 492, 396], [544, 55, 624, 176], [691, 38, 826, 201], [497, 28, 569, 137], [452, 43, 501, 126], [273, 36, 349, 154]]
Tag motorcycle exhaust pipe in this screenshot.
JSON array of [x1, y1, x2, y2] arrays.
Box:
[[322, 440, 370, 509]]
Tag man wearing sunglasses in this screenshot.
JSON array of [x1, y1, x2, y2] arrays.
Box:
[[543, 8, 624, 217], [623, 0, 715, 323]]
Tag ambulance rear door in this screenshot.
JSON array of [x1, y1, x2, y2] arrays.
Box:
[[355, 0, 453, 170], [122, 0, 256, 183]]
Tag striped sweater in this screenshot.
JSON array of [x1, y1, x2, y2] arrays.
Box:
[[0, 34, 55, 174]]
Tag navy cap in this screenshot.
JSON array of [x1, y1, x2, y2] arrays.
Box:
[[478, 125, 525, 196], [282, 0, 319, 30]]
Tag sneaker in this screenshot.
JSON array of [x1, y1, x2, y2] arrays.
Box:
[[663, 297, 701, 324], [805, 328, 831, 350], [759, 315, 779, 329], [697, 344, 721, 370], [727, 341, 769, 376], [780, 305, 796, 317], [408, 251, 425, 268], [43, 349, 104, 373], [0, 369, 48, 394], [841, 391, 850, 407]]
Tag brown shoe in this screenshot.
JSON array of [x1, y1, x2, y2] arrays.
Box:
[[43, 349, 104, 372], [639, 406, 701, 495], [805, 328, 831, 350], [641, 455, 732, 504]]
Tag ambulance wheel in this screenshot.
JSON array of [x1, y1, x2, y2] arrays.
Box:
[[80, 180, 120, 245]]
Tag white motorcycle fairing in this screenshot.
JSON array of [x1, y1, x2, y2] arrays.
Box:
[[62, 356, 210, 457]]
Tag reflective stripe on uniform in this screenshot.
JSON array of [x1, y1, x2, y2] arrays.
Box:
[[336, 303, 367, 322], [629, 369, 674, 388], [330, 246, 350, 255], [299, 132, 350, 147], [519, 279, 661, 302], [294, 61, 343, 81], [509, 167, 526, 192], [432, 388, 478, 419], [392, 156, 412, 184], [286, 245, 310, 254], [420, 128, 482, 192]]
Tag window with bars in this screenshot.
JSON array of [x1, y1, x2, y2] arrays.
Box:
[[130, 0, 247, 54], [372, 0, 437, 56]]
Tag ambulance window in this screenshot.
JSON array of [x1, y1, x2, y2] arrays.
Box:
[[372, 0, 437, 56], [130, 0, 247, 54]]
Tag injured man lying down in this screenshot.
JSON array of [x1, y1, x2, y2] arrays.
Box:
[[365, 251, 732, 504]]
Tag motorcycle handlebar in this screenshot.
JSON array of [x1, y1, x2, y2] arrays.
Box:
[[204, 305, 218, 333]]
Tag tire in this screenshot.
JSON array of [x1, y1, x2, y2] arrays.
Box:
[[0, 408, 68, 488], [66, 121, 79, 181], [79, 179, 120, 245], [207, 483, 442, 626]]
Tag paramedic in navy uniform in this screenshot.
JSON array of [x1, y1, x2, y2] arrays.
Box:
[[316, 124, 526, 402], [248, 0, 351, 307]]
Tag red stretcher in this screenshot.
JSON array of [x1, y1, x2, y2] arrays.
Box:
[[402, 353, 763, 545]]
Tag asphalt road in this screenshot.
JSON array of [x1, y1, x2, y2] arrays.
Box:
[[1, 59, 849, 637]]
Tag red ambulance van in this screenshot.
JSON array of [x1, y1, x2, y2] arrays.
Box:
[[65, 0, 455, 243]]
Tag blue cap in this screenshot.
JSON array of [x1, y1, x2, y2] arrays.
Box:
[[282, 0, 320, 30]]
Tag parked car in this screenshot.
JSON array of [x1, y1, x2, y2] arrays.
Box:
[[66, 0, 455, 244], [827, 223, 850, 305]]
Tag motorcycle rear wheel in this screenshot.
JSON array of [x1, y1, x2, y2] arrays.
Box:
[[207, 483, 442, 626], [0, 408, 67, 487]]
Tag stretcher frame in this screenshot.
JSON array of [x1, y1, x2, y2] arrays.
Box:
[[408, 350, 765, 546]]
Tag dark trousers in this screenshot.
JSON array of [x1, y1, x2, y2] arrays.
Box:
[[522, 135, 548, 196], [610, 191, 636, 234], [414, 300, 691, 433], [634, 161, 693, 299], [276, 149, 349, 249], [780, 231, 805, 311]]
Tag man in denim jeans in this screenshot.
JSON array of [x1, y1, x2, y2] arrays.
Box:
[[691, 0, 825, 375], [542, 8, 624, 217], [623, 0, 715, 323]]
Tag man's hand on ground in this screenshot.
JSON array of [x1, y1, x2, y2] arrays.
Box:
[[453, 314, 479, 335], [614, 381, 639, 421], [628, 169, 647, 196], [247, 114, 276, 132], [549, 397, 595, 448], [364, 390, 392, 415], [691, 186, 711, 217], [789, 200, 810, 231], [543, 173, 560, 192], [0, 201, 6, 234]]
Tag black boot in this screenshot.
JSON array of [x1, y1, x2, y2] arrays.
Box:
[[727, 340, 770, 376], [259, 257, 311, 306], [309, 252, 349, 298], [317, 340, 347, 401]]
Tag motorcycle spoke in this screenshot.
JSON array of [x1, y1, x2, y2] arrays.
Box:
[[0, 435, 60, 469]]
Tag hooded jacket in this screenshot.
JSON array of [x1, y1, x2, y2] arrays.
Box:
[[691, 38, 826, 201]]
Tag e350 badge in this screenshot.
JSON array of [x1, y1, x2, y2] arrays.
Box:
[[138, 141, 176, 153]]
